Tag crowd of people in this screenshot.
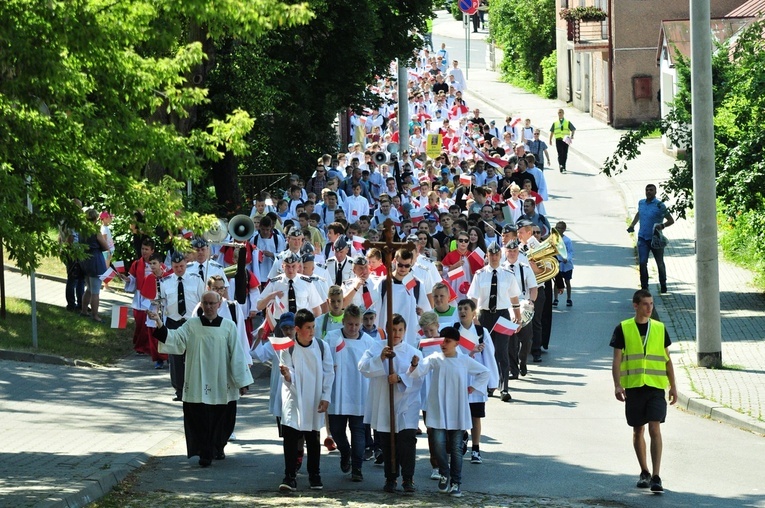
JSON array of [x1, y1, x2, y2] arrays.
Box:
[[67, 43, 585, 496]]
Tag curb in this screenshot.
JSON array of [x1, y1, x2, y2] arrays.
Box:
[[4, 264, 68, 284], [37, 432, 185, 508], [0, 349, 102, 368]]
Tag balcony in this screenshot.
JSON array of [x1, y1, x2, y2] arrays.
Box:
[[567, 19, 609, 51]]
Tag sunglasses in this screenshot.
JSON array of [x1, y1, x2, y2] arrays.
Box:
[[397, 263, 412, 268], [458, 239, 470, 243], [533, 231, 542, 235]]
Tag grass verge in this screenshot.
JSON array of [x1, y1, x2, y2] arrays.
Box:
[[0, 297, 135, 365]]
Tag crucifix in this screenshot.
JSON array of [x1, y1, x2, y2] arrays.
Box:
[[363, 218, 416, 478]]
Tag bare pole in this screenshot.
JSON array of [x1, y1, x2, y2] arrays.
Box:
[[690, 0, 722, 367]]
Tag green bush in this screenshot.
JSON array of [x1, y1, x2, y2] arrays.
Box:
[[539, 50, 557, 99], [451, 1, 463, 20], [719, 207, 765, 287]]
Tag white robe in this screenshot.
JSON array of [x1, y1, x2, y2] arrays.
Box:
[[359, 341, 423, 432], [250, 339, 282, 418], [455, 323, 500, 403], [376, 280, 431, 347], [278, 339, 335, 431], [158, 318, 254, 405], [410, 352, 489, 431], [325, 330, 377, 416]]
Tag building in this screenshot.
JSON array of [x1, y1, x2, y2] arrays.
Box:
[[555, 0, 747, 128]]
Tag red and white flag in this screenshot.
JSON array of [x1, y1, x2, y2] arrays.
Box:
[[110, 306, 129, 329], [505, 199, 518, 210], [403, 273, 417, 291], [441, 278, 458, 302], [492, 315, 520, 336], [458, 330, 477, 352], [268, 336, 295, 351], [459, 173, 472, 187], [353, 236, 366, 251], [469, 247, 485, 267], [448, 265, 465, 281], [113, 261, 125, 273], [419, 337, 444, 349], [335, 340, 346, 353], [100, 268, 117, 284], [466, 138, 508, 169], [410, 207, 425, 224]]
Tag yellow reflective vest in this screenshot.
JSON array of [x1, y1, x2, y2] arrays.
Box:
[[552, 119, 570, 139], [619, 318, 669, 389]]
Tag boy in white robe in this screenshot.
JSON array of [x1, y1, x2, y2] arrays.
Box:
[[408, 326, 489, 498], [325, 305, 377, 481], [417, 312, 445, 481], [277, 309, 335, 493], [359, 314, 423, 494], [454, 299, 500, 465]]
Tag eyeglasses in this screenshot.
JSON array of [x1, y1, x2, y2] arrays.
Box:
[[211, 286, 226, 291], [458, 239, 469, 243], [397, 263, 412, 268], [533, 231, 542, 235]]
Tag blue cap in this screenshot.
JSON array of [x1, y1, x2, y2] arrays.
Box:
[[278, 312, 296, 328]]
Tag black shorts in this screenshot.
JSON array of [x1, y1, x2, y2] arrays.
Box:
[[625, 386, 667, 427], [469, 402, 485, 419], [559, 269, 573, 281]]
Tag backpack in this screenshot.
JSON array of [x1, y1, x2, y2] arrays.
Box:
[[454, 322, 485, 344], [252, 231, 284, 254]]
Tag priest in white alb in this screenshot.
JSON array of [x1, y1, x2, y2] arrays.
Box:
[[150, 290, 253, 467]]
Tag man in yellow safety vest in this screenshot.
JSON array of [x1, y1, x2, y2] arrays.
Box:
[[610, 289, 677, 493]]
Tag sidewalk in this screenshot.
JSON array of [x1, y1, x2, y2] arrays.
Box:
[[434, 16, 765, 432]]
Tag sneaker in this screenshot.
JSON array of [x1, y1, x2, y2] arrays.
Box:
[[374, 449, 385, 465], [566, 299, 573, 307], [533, 355, 543, 363], [430, 468, 441, 480], [402, 478, 415, 493], [324, 437, 337, 451], [552, 299, 558, 307], [340, 452, 351, 473], [438, 475, 449, 493], [660, 285, 668, 294], [449, 483, 463, 497], [520, 364, 527, 376], [650, 475, 663, 493], [279, 477, 297, 492], [154, 361, 164, 369], [471, 450, 482, 464], [500, 390, 512, 402], [363, 447, 374, 461], [228, 432, 237, 441], [383, 479, 397, 493], [309, 475, 323, 490], [636, 470, 651, 489], [351, 468, 363, 482]]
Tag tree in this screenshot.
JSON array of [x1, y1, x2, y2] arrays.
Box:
[[0, 0, 312, 273], [196, 0, 433, 214], [489, 0, 556, 85]]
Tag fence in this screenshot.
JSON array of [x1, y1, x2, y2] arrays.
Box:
[[239, 173, 291, 204]]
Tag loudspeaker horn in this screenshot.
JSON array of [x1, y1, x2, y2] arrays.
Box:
[[202, 218, 229, 243], [386, 142, 399, 154], [228, 214, 255, 242], [373, 151, 387, 165]]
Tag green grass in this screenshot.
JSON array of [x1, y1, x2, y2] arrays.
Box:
[[0, 298, 135, 365], [645, 127, 662, 139]]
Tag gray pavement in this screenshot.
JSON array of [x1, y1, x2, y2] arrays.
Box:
[[0, 11, 764, 508]]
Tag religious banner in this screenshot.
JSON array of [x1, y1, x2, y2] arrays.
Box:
[[426, 134, 443, 158]]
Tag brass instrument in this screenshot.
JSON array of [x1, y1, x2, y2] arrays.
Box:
[[526, 228, 567, 284]]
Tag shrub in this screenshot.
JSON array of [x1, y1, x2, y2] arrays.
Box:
[[539, 50, 557, 99]]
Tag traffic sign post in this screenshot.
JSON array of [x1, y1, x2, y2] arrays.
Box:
[[459, 0, 478, 15]]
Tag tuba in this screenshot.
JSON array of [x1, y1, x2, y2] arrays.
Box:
[[526, 228, 567, 284]]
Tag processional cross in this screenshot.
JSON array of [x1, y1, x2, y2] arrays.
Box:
[[363, 218, 416, 478]]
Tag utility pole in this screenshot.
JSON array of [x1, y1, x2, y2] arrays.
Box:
[[397, 59, 409, 159], [690, 0, 722, 367]]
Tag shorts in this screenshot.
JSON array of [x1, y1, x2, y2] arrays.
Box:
[[87, 276, 102, 295], [559, 269, 573, 281], [469, 402, 485, 419], [625, 386, 667, 427]]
